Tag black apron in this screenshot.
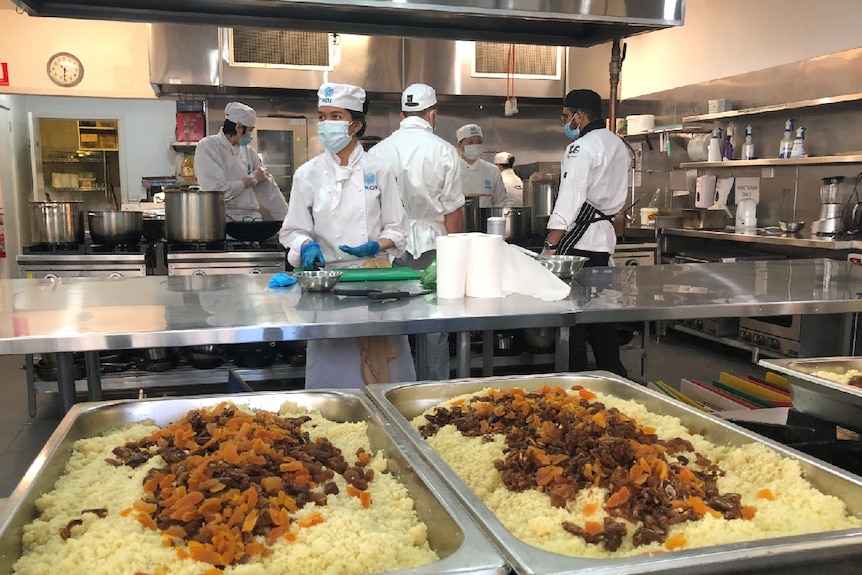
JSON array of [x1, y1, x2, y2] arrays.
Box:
[[557, 202, 613, 255]]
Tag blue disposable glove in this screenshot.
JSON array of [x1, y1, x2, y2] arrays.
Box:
[[338, 241, 381, 258], [300, 241, 325, 270], [268, 273, 297, 288]]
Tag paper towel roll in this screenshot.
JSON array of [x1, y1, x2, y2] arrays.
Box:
[[465, 233, 503, 298], [436, 234, 471, 299]]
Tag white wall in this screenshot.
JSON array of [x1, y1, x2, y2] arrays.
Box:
[[572, 0, 862, 99], [0, 1, 155, 99], [23, 96, 177, 202]]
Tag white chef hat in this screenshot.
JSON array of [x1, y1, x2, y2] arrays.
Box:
[[456, 123, 483, 142], [318, 82, 366, 113], [494, 151, 514, 165], [401, 83, 437, 112], [224, 102, 256, 127]]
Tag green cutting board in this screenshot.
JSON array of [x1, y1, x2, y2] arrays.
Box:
[[332, 268, 421, 282]]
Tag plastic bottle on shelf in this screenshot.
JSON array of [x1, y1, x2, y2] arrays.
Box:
[[181, 154, 195, 180], [722, 125, 734, 160], [707, 128, 722, 162], [778, 118, 795, 158], [742, 125, 755, 160], [790, 126, 807, 158]]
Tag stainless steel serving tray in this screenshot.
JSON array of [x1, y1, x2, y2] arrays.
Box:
[[368, 373, 862, 575], [0, 391, 507, 575], [759, 356, 862, 433]]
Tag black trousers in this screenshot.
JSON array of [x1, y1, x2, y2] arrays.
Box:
[[566, 249, 628, 378]]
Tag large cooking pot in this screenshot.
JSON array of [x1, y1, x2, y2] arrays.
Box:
[[87, 210, 143, 246], [226, 219, 282, 242], [480, 206, 532, 243], [523, 181, 558, 235], [29, 201, 85, 245], [463, 196, 482, 233], [164, 188, 226, 243]]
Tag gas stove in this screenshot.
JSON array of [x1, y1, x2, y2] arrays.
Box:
[[166, 240, 286, 276], [18, 242, 149, 278]]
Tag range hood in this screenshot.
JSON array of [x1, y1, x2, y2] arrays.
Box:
[[14, 0, 685, 47]]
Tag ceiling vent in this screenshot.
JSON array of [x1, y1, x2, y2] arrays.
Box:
[[229, 28, 334, 69], [473, 43, 561, 79]]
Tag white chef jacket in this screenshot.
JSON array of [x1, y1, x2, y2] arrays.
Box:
[[279, 144, 408, 269], [194, 129, 288, 220], [547, 125, 629, 254], [278, 143, 414, 390], [460, 158, 506, 208], [368, 116, 464, 258], [499, 167, 524, 206]]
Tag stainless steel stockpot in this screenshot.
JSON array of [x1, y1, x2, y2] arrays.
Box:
[[29, 201, 85, 245], [164, 188, 226, 243]]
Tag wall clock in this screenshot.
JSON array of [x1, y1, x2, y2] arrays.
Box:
[[46, 52, 84, 87]]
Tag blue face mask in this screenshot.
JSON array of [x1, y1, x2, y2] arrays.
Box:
[[564, 122, 580, 140], [239, 131, 253, 146], [318, 120, 353, 154]]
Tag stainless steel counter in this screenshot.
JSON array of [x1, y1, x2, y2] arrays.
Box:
[[661, 227, 860, 250], [4, 259, 862, 409], [573, 258, 862, 323]]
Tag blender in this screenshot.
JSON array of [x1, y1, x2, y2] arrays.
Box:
[[813, 176, 847, 235]]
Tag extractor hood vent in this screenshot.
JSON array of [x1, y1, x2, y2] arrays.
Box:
[[15, 0, 685, 47], [230, 28, 332, 68], [474, 43, 561, 78]]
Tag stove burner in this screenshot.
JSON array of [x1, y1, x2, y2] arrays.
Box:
[[167, 241, 228, 253], [167, 240, 285, 253], [25, 242, 146, 255]]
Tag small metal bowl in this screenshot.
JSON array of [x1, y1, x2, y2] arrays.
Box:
[[293, 270, 343, 292], [536, 255, 589, 279], [779, 220, 805, 233]]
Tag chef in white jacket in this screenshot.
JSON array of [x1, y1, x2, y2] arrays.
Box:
[[194, 102, 289, 221], [456, 123, 506, 208], [279, 82, 415, 389], [493, 151, 524, 206]]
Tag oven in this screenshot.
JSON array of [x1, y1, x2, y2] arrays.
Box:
[[166, 241, 286, 276], [17, 244, 148, 278], [615, 243, 656, 266], [739, 314, 847, 357]]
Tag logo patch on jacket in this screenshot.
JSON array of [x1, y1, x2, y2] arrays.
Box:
[[364, 172, 379, 190], [484, 179, 492, 190], [566, 143, 580, 157]]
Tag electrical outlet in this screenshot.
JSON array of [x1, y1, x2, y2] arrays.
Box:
[[761, 167, 775, 178]]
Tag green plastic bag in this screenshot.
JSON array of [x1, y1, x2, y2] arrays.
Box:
[[419, 260, 437, 290]]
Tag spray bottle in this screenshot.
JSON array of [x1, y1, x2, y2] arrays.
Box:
[[722, 125, 734, 160], [790, 126, 807, 158], [707, 128, 723, 162], [778, 118, 795, 158], [742, 125, 755, 160]]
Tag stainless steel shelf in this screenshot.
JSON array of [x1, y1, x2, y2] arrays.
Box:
[[682, 91, 862, 123], [34, 363, 306, 395], [679, 154, 862, 169], [622, 125, 711, 139], [170, 141, 198, 151]]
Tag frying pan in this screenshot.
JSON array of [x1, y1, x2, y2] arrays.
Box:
[[225, 220, 282, 242]]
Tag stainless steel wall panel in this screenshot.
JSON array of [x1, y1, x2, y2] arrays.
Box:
[[148, 23, 220, 90]]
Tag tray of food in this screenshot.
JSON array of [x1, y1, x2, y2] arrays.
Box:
[[0, 391, 507, 575], [367, 373, 862, 574], [759, 356, 862, 433]]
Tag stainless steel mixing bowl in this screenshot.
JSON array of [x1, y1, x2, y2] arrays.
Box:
[[293, 270, 343, 292]]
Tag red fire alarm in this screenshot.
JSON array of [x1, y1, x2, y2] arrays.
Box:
[[0, 63, 8, 86]]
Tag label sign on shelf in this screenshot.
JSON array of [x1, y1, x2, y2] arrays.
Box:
[[0, 63, 8, 86]]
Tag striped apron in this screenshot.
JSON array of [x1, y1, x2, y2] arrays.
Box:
[[557, 202, 614, 255]]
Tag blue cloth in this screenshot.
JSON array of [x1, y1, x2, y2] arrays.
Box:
[[268, 273, 297, 288], [300, 241, 325, 270], [338, 241, 380, 258]]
